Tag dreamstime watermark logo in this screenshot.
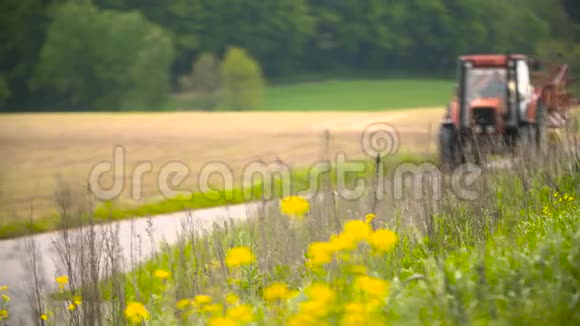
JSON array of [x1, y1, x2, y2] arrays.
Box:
[[88, 122, 482, 203]]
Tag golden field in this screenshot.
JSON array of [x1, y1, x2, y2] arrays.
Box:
[[0, 109, 443, 219]]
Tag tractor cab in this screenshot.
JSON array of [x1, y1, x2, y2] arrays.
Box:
[[452, 54, 535, 134]]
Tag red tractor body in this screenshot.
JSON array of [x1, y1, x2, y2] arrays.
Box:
[[439, 53, 573, 167]]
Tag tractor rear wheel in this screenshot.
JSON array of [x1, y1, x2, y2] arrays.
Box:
[[517, 124, 537, 160], [535, 103, 547, 156], [439, 125, 461, 171]]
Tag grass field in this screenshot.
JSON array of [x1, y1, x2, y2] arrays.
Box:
[[263, 79, 455, 111], [166, 78, 455, 111], [0, 106, 444, 237]]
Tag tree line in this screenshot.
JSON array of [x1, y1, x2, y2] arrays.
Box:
[[1, 0, 578, 111]]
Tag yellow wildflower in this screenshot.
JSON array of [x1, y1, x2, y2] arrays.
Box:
[[73, 296, 82, 306], [542, 205, 550, 214], [355, 275, 390, 299], [368, 229, 398, 253], [0, 285, 7, 291], [208, 316, 237, 326], [225, 293, 239, 305], [68, 303, 76, 311], [307, 241, 334, 265], [226, 304, 254, 323], [554, 192, 560, 198], [328, 233, 357, 252], [280, 195, 309, 218], [365, 213, 376, 224], [176, 299, 192, 310], [299, 283, 335, 317], [342, 220, 371, 242], [305, 283, 335, 304], [55, 275, 68, 290], [194, 294, 213, 305], [1, 294, 9, 302], [340, 302, 372, 326], [200, 303, 222, 314], [0, 309, 8, 319], [288, 313, 319, 326], [40, 314, 48, 321], [154, 269, 170, 280], [225, 246, 256, 268], [263, 282, 291, 303], [124, 302, 149, 324], [346, 264, 368, 275]]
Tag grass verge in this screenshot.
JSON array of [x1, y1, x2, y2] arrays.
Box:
[[36, 150, 579, 325], [0, 152, 431, 239]]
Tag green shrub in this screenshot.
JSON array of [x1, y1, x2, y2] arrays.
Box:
[[191, 52, 220, 110], [220, 47, 265, 111]]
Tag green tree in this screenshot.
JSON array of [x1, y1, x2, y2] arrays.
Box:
[[33, 1, 174, 110], [94, 0, 203, 83], [192, 52, 220, 110], [0, 75, 10, 105], [0, 0, 47, 110], [220, 47, 265, 111]]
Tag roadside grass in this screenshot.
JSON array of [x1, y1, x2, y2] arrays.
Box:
[[129, 164, 580, 324], [28, 148, 579, 325], [164, 78, 454, 111], [0, 152, 430, 239]]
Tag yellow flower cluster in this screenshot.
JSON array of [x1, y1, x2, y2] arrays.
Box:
[[263, 282, 293, 303], [287, 276, 390, 326], [154, 269, 171, 280], [68, 295, 82, 312], [225, 246, 256, 268], [55, 275, 68, 291], [125, 302, 149, 324], [0, 286, 9, 321], [306, 219, 398, 266], [175, 292, 255, 325], [280, 195, 310, 218]]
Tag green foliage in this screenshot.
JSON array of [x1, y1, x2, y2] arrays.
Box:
[[220, 47, 265, 111], [0, 0, 46, 110], [191, 52, 220, 110], [32, 1, 174, 110], [1, 0, 579, 111], [0, 75, 10, 104]]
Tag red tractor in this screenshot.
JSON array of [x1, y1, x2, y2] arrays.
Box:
[[439, 53, 573, 168]]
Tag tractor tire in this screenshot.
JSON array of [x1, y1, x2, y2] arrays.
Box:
[[535, 103, 547, 156], [517, 124, 536, 159], [439, 125, 461, 171]]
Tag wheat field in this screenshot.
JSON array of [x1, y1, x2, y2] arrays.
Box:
[[0, 109, 443, 219]]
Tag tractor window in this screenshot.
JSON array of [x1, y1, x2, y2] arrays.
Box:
[[464, 68, 506, 104], [517, 60, 531, 98]]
